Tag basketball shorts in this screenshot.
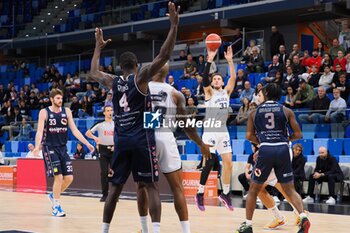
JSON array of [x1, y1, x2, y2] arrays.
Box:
[[42, 145, 73, 177], [252, 143, 293, 184], [202, 130, 232, 155], [110, 143, 159, 185]]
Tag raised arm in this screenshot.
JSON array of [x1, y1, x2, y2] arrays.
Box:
[[224, 46, 237, 96], [172, 90, 211, 159], [33, 109, 47, 157], [90, 28, 114, 89], [66, 108, 94, 153], [284, 107, 302, 141], [137, 2, 180, 93], [246, 109, 259, 145], [202, 49, 218, 100]]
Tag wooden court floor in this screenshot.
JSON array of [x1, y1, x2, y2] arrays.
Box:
[[0, 191, 349, 233]]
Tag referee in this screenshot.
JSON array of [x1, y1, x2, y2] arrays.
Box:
[[86, 105, 114, 202]]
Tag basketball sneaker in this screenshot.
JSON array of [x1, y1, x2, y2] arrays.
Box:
[[52, 205, 66, 217], [302, 196, 314, 203], [295, 211, 309, 225], [297, 217, 310, 233], [236, 222, 253, 233], [195, 193, 205, 211], [218, 193, 234, 211], [263, 216, 287, 230], [48, 192, 54, 209]]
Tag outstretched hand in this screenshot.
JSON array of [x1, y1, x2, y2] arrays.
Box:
[[95, 28, 111, 50], [166, 1, 180, 26], [207, 49, 218, 63], [224, 45, 233, 62]]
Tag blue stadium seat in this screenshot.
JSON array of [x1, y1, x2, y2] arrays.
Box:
[[244, 140, 253, 154], [236, 125, 246, 139], [328, 139, 343, 156], [236, 154, 249, 162], [302, 124, 316, 139], [227, 125, 237, 140], [339, 156, 350, 163], [86, 118, 96, 129], [232, 139, 244, 155], [4, 141, 11, 152], [31, 110, 40, 121], [313, 139, 328, 153], [186, 154, 200, 160], [315, 124, 330, 138], [294, 139, 313, 155], [71, 141, 78, 154], [185, 141, 196, 154], [344, 139, 350, 155], [11, 141, 19, 153], [307, 155, 317, 163]]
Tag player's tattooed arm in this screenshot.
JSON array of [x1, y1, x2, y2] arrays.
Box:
[[137, 2, 180, 93], [224, 45, 237, 96], [284, 107, 303, 141], [173, 90, 212, 159], [90, 28, 114, 89], [246, 109, 259, 145]]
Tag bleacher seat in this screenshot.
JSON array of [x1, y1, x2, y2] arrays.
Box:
[[294, 139, 313, 155], [186, 154, 200, 161], [339, 156, 350, 163], [344, 139, 350, 155], [236, 154, 249, 162], [236, 126, 246, 139], [232, 139, 244, 155], [302, 124, 316, 139], [185, 141, 196, 154], [315, 124, 330, 138], [244, 140, 253, 154], [313, 139, 328, 153], [328, 139, 343, 156], [11, 141, 19, 153], [227, 126, 237, 140]]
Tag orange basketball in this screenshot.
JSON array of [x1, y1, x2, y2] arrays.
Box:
[[205, 33, 222, 51]]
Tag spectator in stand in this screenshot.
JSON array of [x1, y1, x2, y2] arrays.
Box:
[[106, 65, 115, 75], [332, 64, 344, 85], [74, 143, 87, 160], [320, 53, 333, 73], [53, 71, 63, 83], [303, 147, 344, 205], [196, 55, 205, 75], [49, 81, 59, 91], [284, 86, 296, 108], [317, 65, 334, 92], [70, 96, 81, 118], [246, 46, 264, 73], [1, 106, 22, 140], [232, 97, 250, 125], [38, 92, 50, 109], [307, 65, 320, 88], [9, 86, 17, 101], [316, 41, 325, 57], [289, 44, 303, 60], [277, 45, 289, 65], [298, 87, 330, 124], [26, 143, 43, 158], [295, 78, 315, 108], [13, 117, 33, 141], [182, 54, 197, 79], [184, 89, 198, 106], [292, 144, 306, 195], [78, 96, 93, 118], [0, 100, 14, 125], [272, 70, 283, 86], [96, 88, 107, 103], [333, 50, 347, 71], [186, 98, 198, 118], [282, 66, 299, 93], [180, 87, 187, 97], [18, 100, 30, 119], [65, 73, 73, 87], [304, 49, 322, 73], [251, 83, 263, 105], [270, 26, 285, 58], [291, 55, 305, 75], [263, 55, 283, 84], [104, 92, 113, 108], [194, 75, 204, 100], [175, 49, 187, 61], [167, 75, 178, 90], [27, 91, 39, 109], [58, 79, 68, 101], [240, 81, 255, 102], [70, 72, 81, 95], [339, 22, 350, 52], [333, 72, 350, 101], [18, 90, 27, 103], [329, 38, 346, 60], [242, 39, 260, 63], [238, 144, 258, 197], [325, 88, 347, 123], [233, 69, 248, 98], [301, 50, 310, 67], [31, 83, 39, 95], [0, 84, 6, 104], [24, 85, 30, 97], [346, 53, 350, 78], [283, 58, 292, 74]]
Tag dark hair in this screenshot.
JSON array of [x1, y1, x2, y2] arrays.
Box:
[[119, 52, 137, 71], [103, 105, 113, 112], [262, 83, 281, 101], [211, 73, 224, 82], [323, 64, 331, 69]]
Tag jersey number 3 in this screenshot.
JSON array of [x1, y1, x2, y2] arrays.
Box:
[[119, 93, 130, 112], [265, 113, 275, 129]]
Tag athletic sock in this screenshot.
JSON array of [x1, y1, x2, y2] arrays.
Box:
[[288, 201, 299, 216], [299, 212, 307, 220], [222, 184, 230, 195], [152, 222, 160, 233], [140, 216, 148, 233], [180, 221, 191, 233], [102, 223, 110, 233], [245, 219, 252, 226], [268, 205, 283, 221], [53, 199, 60, 207], [197, 185, 205, 194]]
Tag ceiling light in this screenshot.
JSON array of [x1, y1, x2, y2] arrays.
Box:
[[41, 19, 44, 22], [33, 26, 36, 29], [47, 12, 51, 16], [55, 6, 58, 9]]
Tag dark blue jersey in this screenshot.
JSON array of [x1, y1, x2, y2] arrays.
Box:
[[43, 107, 68, 146], [112, 74, 154, 149], [254, 101, 289, 144]]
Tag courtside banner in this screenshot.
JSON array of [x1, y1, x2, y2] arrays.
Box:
[[181, 171, 218, 198], [0, 166, 17, 188]]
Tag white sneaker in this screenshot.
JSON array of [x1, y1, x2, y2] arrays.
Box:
[[325, 196, 336, 205], [243, 194, 248, 200], [273, 196, 280, 203], [52, 205, 66, 217], [302, 196, 314, 203]]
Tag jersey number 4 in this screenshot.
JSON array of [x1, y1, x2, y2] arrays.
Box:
[[119, 93, 130, 112], [265, 113, 275, 129]]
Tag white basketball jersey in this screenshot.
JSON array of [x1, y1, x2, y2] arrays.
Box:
[[149, 81, 177, 130], [205, 89, 229, 128]]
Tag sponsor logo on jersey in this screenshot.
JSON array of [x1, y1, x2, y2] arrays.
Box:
[[50, 114, 54, 118], [254, 168, 262, 177], [61, 118, 67, 125]]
